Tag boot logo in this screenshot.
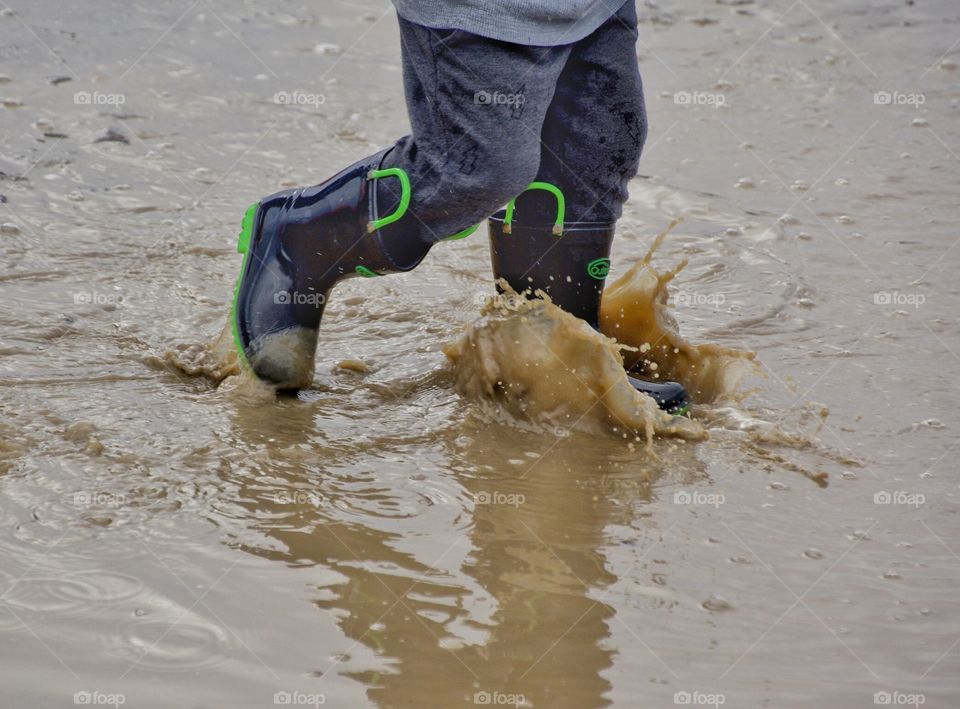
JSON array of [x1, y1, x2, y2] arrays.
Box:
[[587, 258, 611, 280]]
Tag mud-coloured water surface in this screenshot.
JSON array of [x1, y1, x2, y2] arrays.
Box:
[[1, 1, 958, 707]]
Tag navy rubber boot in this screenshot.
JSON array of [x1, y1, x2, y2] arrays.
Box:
[[231, 149, 431, 389], [488, 184, 691, 415]]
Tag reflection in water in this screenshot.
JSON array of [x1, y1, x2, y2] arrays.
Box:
[[223, 397, 704, 707]]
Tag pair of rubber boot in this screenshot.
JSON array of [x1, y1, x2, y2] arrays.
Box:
[[232, 151, 690, 415]]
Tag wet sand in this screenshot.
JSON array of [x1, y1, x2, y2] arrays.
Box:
[[1, 0, 959, 707]]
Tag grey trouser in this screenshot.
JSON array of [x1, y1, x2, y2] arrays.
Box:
[[379, 0, 647, 243]]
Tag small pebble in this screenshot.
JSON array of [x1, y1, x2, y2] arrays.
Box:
[[94, 127, 129, 144], [911, 117, 928, 127], [701, 595, 734, 612], [314, 43, 342, 55], [1, 222, 21, 235]]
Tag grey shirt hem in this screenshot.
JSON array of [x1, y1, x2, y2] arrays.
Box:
[[390, 0, 623, 46]]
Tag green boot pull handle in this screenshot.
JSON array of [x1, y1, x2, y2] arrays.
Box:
[[367, 167, 412, 232], [503, 181, 566, 236]]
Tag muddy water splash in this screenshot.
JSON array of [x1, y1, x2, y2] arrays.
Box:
[[444, 295, 704, 443], [600, 222, 757, 403], [444, 224, 755, 440]]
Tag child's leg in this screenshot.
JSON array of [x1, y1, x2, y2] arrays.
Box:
[[486, 2, 690, 414], [233, 21, 575, 388]]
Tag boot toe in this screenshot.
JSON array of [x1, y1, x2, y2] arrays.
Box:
[[627, 376, 691, 415], [247, 327, 318, 390]]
